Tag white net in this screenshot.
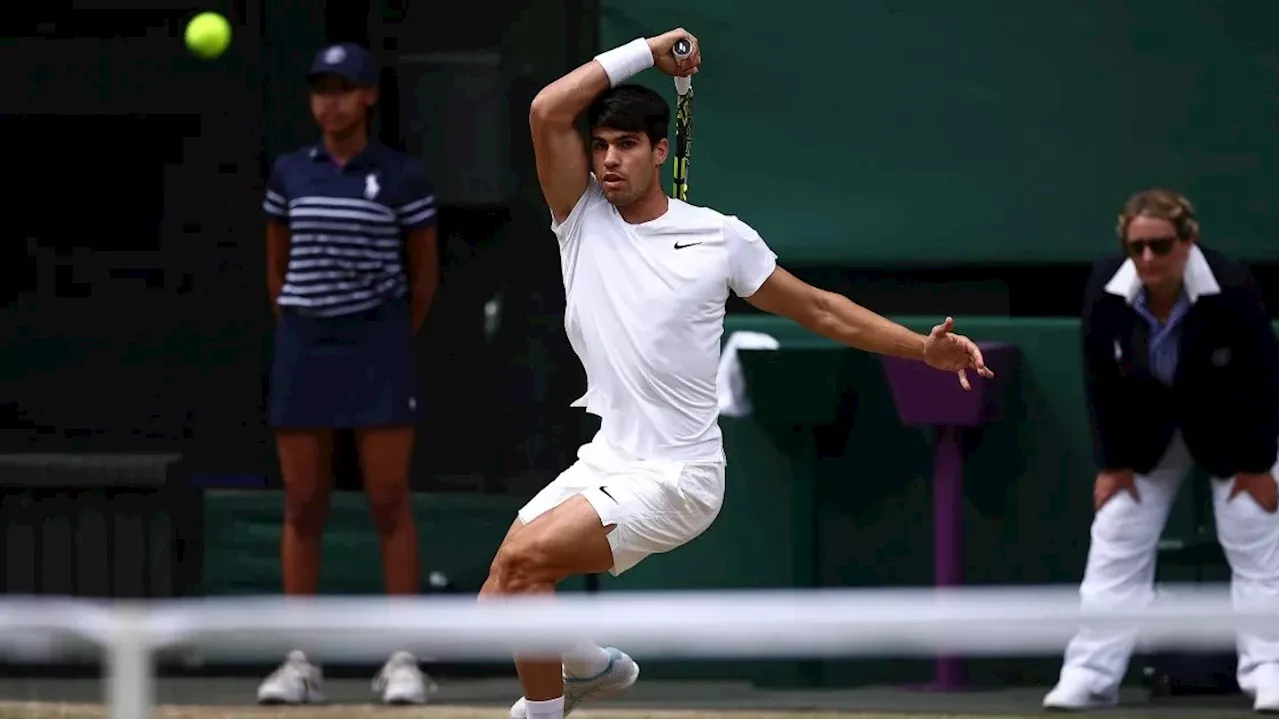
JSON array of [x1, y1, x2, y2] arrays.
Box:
[[0, 583, 1269, 719]]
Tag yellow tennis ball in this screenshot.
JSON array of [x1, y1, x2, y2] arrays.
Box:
[[185, 12, 231, 60]]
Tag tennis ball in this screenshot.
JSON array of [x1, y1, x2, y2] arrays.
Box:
[[184, 12, 231, 60]]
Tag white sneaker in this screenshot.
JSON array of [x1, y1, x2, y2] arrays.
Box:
[[373, 650, 437, 705], [257, 650, 325, 705], [1042, 678, 1117, 711], [1254, 682, 1279, 714], [509, 647, 639, 719]]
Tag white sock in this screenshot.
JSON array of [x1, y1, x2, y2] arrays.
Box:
[[525, 696, 565, 719], [561, 643, 611, 678]]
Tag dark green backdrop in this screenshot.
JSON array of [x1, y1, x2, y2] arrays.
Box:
[[602, 0, 1278, 265]]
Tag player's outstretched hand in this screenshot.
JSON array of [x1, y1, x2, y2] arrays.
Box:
[[922, 317, 995, 391], [648, 29, 700, 78]]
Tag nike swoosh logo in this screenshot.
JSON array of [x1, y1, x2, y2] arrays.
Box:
[[599, 486, 617, 503], [674, 241, 703, 249]]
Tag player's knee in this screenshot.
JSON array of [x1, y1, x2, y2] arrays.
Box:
[[490, 539, 555, 593], [283, 482, 330, 535], [364, 477, 411, 535]]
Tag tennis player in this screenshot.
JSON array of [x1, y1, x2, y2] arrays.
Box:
[[486, 28, 994, 719], [257, 42, 439, 705]]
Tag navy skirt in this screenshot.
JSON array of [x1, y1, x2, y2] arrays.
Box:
[[269, 300, 421, 429]]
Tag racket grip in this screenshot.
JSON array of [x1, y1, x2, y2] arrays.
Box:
[[672, 39, 693, 95]]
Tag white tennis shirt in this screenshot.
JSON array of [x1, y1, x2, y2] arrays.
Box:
[[553, 175, 779, 462]]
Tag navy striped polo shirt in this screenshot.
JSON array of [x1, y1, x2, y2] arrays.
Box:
[[263, 140, 437, 317]]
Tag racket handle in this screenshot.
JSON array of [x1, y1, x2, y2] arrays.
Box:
[[672, 39, 693, 95]]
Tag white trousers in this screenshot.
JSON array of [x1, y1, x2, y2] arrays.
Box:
[[1057, 435, 1279, 698]]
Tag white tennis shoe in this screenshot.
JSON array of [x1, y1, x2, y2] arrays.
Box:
[[257, 650, 326, 705], [373, 650, 437, 705], [509, 647, 640, 719]]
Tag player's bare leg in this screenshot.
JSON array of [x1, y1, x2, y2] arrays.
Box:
[[481, 496, 617, 719], [480, 519, 526, 595], [484, 520, 633, 719]]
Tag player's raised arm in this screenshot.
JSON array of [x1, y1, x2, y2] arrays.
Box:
[[529, 29, 700, 224]]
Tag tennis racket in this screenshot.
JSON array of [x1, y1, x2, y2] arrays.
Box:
[[670, 39, 694, 201]]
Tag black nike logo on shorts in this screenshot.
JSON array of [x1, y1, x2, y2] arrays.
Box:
[[599, 486, 617, 502], [673, 241, 702, 249]]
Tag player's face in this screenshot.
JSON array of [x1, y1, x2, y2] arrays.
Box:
[[1125, 216, 1190, 293], [590, 128, 668, 206], [309, 75, 376, 137]]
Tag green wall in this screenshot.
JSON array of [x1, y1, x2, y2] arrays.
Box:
[[601, 0, 1278, 264]]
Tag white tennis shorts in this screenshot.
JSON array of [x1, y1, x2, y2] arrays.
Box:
[[517, 436, 725, 576]]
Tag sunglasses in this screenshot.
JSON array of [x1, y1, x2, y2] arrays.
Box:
[[1125, 236, 1177, 257]]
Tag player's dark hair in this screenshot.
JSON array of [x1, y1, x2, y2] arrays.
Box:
[[586, 84, 669, 146]]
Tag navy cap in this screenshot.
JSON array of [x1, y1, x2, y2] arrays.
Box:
[[307, 43, 379, 87]]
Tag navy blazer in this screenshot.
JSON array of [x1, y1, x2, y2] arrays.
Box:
[[1082, 245, 1278, 477]]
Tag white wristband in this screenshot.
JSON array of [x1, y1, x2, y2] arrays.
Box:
[[594, 38, 654, 87]]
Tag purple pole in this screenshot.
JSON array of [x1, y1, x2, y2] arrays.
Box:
[[932, 424, 965, 690]]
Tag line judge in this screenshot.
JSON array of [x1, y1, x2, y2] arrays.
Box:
[[1045, 189, 1278, 714]]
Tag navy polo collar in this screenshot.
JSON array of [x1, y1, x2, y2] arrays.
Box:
[[307, 139, 386, 170]]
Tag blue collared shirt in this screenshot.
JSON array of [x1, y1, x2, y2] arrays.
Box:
[[1132, 289, 1192, 385], [263, 140, 437, 317]]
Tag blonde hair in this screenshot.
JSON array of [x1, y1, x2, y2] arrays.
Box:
[[1115, 188, 1200, 243]]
